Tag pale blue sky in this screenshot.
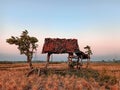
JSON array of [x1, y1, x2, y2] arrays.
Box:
[[0, 0, 120, 61]]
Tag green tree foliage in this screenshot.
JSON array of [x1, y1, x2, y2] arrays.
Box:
[[84, 45, 93, 56], [6, 30, 38, 69]]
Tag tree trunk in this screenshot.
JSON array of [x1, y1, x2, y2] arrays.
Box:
[[27, 55, 33, 69], [86, 55, 90, 68]]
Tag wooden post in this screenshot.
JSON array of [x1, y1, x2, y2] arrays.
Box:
[[45, 53, 51, 69], [76, 57, 80, 69], [68, 53, 72, 61], [68, 53, 73, 69], [80, 55, 83, 66]]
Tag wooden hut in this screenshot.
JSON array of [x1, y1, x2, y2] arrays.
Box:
[[42, 38, 89, 68]]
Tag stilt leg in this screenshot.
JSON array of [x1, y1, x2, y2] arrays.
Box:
[[76, 57, 79, 69], [45, 53, 51, 69], [68, 53, 73, 69], [80, 55, 83, 66]]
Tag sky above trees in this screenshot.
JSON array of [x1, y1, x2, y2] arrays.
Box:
[[0, 0, 120, 61]]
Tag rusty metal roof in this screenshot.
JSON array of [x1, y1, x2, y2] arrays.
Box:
[[42, 38, 79, 54]]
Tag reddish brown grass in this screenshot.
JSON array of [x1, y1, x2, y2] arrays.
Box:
[[0, 62, 120, 90]]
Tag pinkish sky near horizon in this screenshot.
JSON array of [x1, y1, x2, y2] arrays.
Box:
[[0, 0, 120, 61]]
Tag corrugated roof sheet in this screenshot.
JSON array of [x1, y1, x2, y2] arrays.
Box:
[[42, 38, 79, 54]]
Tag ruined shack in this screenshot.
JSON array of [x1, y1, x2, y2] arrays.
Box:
[[42, 38, 89, 68]]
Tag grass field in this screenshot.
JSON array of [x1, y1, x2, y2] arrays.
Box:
[[0, 62, 120, 90]]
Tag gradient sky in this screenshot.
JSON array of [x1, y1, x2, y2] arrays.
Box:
[[0, 0, 120, 61]]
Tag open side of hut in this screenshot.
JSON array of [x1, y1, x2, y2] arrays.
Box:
[[42, 38, 89, 68]]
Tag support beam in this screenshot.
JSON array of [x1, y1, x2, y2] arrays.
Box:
[[45, 53, 51, 69], [68, 53, 73, 69]]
